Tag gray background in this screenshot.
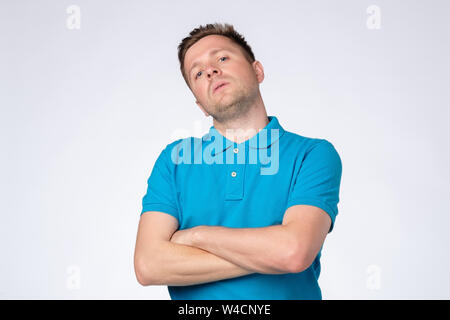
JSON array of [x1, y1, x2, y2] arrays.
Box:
[[1, 0, 449, 299]]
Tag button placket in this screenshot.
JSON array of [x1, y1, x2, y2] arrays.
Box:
[[224, 141, 246, 201]]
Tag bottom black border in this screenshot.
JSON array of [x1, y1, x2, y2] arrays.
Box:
[[0, 300, 448, 318]]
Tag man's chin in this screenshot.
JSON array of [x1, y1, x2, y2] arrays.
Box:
[[211, 102, 251, 123]]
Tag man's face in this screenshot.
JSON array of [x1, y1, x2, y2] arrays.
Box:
[[183, 35, 263, 123]]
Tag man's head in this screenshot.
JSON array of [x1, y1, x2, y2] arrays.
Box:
[[177, 23, 265, 123]]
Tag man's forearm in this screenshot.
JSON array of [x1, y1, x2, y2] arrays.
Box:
[[191, 225, 298, 274], [139, 240, 254, 286]]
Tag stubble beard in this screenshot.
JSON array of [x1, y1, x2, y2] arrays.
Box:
[[206, 80, 259, 124]]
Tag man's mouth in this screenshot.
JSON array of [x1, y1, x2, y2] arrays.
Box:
[[213, 82, 229, 94]]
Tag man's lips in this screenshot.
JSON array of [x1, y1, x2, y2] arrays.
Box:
[[213, 82, 229, 94]]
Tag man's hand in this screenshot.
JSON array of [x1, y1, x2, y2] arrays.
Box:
[[170, 227, 200, 246]]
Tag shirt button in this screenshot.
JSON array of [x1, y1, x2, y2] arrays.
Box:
[[233, 148, 239, 154], [231, 171, 237, 177]]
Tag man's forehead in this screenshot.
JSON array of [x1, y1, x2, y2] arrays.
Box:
[[185, 37, 239, 71]]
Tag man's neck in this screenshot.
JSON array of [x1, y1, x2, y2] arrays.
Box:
[[212, 105, 269, 144]]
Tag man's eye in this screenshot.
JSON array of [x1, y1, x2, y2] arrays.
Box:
[[195, 57, 228, 79]]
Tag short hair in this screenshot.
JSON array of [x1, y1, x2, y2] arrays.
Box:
[[177, 22, 256, 89]]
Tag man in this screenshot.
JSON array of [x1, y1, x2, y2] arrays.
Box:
[[134, 23, 342, 300]]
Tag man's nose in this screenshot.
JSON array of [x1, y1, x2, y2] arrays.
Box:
[[206, 67, 221, 78]]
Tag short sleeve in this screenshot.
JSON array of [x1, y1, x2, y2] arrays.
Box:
[[140, 145, 180, 222], [286, 140, 342, 233]]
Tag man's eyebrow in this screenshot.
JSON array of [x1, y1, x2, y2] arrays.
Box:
[[188, 48, 231, 75]]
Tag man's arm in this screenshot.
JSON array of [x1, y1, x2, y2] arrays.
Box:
[[174, 204, 331, 274], [134, 212, 257, 287], [173, 224, 298, 274]]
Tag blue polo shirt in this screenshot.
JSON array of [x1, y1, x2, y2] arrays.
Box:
[[141, 115, 342, 300]]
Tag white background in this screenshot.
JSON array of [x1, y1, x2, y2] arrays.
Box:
[[1, 0, 449, 299]]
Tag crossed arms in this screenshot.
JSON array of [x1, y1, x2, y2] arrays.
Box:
[[133, 204, 331, 286]]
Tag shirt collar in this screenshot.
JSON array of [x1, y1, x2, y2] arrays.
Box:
[[202, 116, 286, 156]]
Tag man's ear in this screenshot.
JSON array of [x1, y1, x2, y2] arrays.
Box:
[[252, 60, 265, 84], [196, 101, 210, 117]]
